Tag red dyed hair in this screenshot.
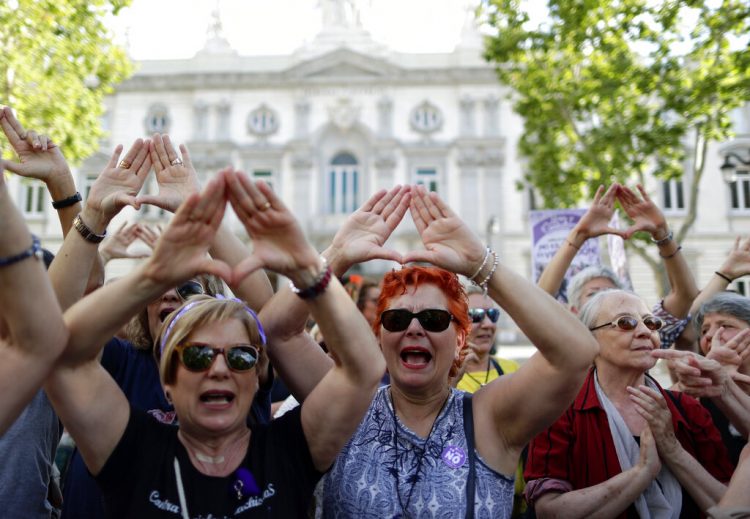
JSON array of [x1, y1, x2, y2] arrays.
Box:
[[374, 266, 471, 378]]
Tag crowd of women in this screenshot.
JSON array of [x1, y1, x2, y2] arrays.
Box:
[[1, 104, 749, 518]]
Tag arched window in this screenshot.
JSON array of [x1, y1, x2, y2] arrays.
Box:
[[328, 152, 359, 214], [144, 103, 170, 134]]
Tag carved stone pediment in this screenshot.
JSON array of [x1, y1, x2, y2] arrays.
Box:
[[286, 48, 400, 80]]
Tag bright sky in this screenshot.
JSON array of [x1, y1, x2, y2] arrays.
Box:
[[108, 0, 478, 60]]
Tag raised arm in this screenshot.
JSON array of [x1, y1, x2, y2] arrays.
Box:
[[256, 185, 409, 400], [690, 236, 750, 317], [225, 169, 386, 470], [47, 139, 152, 310], [0, 161, 68, 433], [404, 186, 598, 472], [46, 176, 232, 474], [618, 184, 698, 318], [135, 135, 274, 311], [537, 184, 623, 298], [0, 106, 80, 235]]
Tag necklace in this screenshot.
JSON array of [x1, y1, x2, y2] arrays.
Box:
[[388, 389, 451, 519], [464, 356, 493, 388]]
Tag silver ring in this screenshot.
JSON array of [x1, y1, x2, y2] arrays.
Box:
[[170, 157, 183, 166]]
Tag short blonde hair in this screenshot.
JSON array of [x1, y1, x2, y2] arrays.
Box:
[[156, 295, 265, 385]]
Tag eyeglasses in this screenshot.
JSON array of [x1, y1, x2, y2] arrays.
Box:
[[174, 342, 259, 372], [468, 308, 500, 324], [381, 309, 454, 333], [176, 280, 205, 300], [589, 315, 664, 332]]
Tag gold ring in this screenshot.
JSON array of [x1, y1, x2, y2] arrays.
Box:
[[260, 202, 271, 211], [170, 157, 183, 166], [118, 160, 131, 169]]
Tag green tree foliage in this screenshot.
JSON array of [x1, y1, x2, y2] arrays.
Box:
[[483, 0, 749, 205], [0, 0, 133, 164], [483, 0, 750, 293]]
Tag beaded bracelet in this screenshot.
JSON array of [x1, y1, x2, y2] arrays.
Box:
[[473, 249, 499, 296], [0, 235, 43, 267], [290, 258, 333, 299], [469, 247, 491, 282], [52, 191, 82, 210], [715, 271, 733, 284]]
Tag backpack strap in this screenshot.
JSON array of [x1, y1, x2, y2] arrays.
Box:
[[462, 392, 476, 519]]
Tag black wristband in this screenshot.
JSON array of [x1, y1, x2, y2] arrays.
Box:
[[52, 191, 82, 210], [0, 235, 43, 267], [659, 245, 682, 259], [715, 271, 733, 284]]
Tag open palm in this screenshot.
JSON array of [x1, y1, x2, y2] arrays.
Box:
[[0, 107, 69, 182], [326, 186, 409, 272], [137, 134, 200, 213], [404, 186, 484, 277]]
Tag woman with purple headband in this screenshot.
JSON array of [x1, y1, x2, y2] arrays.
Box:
[[44, 169, 384, 517]]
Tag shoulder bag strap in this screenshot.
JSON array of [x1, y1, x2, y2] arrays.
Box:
[[490, 357, 504, 376], [462, 392, 476, 519]]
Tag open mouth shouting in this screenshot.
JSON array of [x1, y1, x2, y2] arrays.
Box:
[[199, 390, 236, 409], [400, 346, 433, 369], [159, 307, 176, 322]]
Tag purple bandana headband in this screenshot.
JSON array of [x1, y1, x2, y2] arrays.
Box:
[[159, 295, 266, 355]]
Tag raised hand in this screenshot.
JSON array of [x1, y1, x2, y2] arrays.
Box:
[[652, 349, 732, 398], [403, 185, 484, 277], [574, 184, 627, 240], [0, 106, 70, 184], [324, 185, 409, 275], [616, 184, 669, 240], [144, 175, 231, 287], [707, 328, 750, 375], [628, 385, 680, 458], [138, 223, 161, 249], [99, 222, 150, 263], [224, 168, 319, 283], [136, 133, 199, 213], [719, 236, 750, 281], [85, 139, 152, 225]]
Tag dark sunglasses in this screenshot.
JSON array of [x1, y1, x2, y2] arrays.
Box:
[[468, 308, 500, 323], [176, 280, 205, 300], [175, 342, 259, 372], [589, 315, 664, 332], [381, 309, 454, 333]]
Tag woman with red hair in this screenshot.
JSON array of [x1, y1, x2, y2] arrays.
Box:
[[280, 185, 598, 518]]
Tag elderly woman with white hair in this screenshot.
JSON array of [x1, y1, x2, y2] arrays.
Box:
[[44, 170, 384, 517], [525, 289, 733, 519]]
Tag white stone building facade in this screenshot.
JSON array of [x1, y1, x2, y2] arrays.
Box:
[[9, 4, 750, 343]]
